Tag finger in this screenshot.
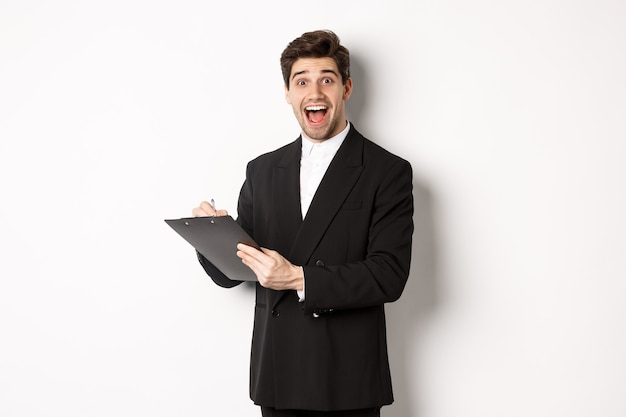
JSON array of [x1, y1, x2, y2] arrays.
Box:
[[260, 247, 278, 258], [237, 243, 265, 262], [199, 201, 216, 215], [237, 251, 264, 280], [238, 245, 274, 273], [192, 206, 210, 217]]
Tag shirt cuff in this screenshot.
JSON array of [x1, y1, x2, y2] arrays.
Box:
[[297, 272, 305, 302]]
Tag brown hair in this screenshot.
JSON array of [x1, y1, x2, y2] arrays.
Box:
[[280, 30, 350, 89]]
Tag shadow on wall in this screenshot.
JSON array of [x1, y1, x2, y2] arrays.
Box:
[[349, 54, 441, 417], [346, 54, 368, 129], [386, 179, 439, 417]]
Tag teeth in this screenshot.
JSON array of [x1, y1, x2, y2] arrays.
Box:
[[306, 105, 327, 111]]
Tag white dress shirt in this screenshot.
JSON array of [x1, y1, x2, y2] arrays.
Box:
[[297, 122, 350, 300]]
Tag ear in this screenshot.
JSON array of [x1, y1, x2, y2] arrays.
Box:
[[343, 78, 353, 100], [284, 84, 291, 104]]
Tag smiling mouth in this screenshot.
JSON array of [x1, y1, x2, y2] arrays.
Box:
[[305, 105, 328, 125]]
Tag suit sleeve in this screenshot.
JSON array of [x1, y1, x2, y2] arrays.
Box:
[[197, 251, 243, 288], [301, 158, 414, 314], [196, 162, 255, 289]]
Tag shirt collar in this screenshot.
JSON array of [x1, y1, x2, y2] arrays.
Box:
[[301, 121, 350, 157]]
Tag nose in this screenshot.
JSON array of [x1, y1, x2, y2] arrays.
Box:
[[308, 82, 324, 99]]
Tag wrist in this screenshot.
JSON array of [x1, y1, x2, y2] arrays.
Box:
[[293, 265, 304, 291]]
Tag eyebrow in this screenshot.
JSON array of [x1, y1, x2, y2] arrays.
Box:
[[291, 68, 339, 81]]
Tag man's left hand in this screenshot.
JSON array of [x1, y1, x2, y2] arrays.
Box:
[[236, 244, 304, 291]]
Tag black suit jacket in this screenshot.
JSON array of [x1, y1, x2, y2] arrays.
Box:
[[199, 125, 413, 411]]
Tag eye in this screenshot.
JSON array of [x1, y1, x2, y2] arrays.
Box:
[[296, 80, 306, 86], [322, 78, 332, 84]]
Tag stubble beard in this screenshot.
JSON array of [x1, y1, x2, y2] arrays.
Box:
[[303, 123, 334, 142]]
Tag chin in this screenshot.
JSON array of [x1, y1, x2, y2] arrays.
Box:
[[305, 130, 329, 141], [305, 123, 335, 141]]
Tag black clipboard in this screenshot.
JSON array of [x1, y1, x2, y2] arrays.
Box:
[[165, 215, 259, 281]]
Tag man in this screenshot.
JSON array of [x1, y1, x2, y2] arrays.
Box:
[[192, 30, 413, 417]]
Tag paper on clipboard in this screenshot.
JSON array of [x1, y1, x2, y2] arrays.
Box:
[[165, 215, 259, 281]]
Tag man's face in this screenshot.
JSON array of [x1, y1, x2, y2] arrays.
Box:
[[285, 57, 352, 143]]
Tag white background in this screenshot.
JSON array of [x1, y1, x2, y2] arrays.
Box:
[[1, 1, 625, 416]]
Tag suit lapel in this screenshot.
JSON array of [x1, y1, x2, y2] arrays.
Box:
[[269, 139, 303, 252], [288, 129, 364, 265]]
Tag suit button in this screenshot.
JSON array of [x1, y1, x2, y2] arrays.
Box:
[[315, 260, 325, 267], [271, 310, 280, 317]]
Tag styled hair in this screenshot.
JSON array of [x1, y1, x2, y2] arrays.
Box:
[[280, 30, 350, 89]]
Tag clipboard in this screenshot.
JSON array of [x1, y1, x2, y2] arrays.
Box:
[[165, 215, 259, 281]]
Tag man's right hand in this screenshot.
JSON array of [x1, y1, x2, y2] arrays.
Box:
[[192, 201, 229, 217]]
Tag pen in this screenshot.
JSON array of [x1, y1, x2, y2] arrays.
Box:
[[209, 198, 216, 222]]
